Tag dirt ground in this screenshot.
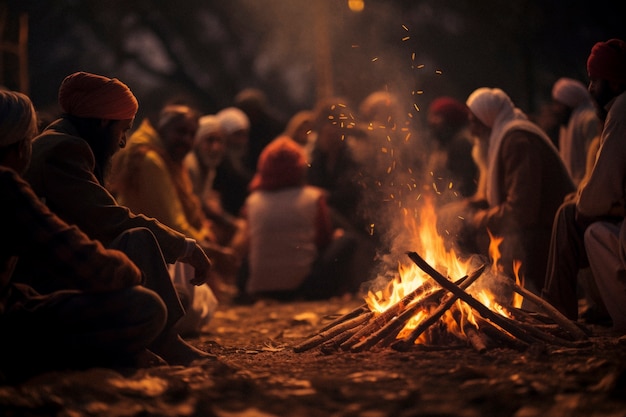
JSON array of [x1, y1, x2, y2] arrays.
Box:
[[2, 294, 626, 417]]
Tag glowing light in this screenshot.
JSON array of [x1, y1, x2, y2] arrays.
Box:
[[348, 0, 364, 12]]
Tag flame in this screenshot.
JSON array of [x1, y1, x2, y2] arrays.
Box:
[[487, 229, 503, 275], [365, 196, 471, 314], [363, 196, 523, 345], [512, 260, 523, 309]]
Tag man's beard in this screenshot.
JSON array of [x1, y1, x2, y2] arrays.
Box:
[[90, 124, 116, 184]]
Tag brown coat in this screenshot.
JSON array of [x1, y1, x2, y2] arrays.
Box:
[[473, 128, 575, 292]]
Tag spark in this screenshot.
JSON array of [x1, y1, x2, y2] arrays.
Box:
[[413, 103, 420, 112], [402, 24, 409, 31], [435, 69, 443, 75], [372, 57, 379, 62], [402, 36, 410, 41]]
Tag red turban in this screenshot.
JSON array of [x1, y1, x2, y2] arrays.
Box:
[[58, 72, 139, 120], [249, 136, 306, 191], [587, 38, 626, 84], [427, 97, 469, 130]]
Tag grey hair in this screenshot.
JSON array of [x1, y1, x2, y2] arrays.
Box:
[[0, 90, 38, 148]]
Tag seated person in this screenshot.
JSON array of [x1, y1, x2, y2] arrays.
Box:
[[0, 89, 167, 381], [18, 72, 215, 364], [239, 136, 357, 301]]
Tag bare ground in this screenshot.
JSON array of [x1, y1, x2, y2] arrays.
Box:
[[2, 294, 626, 417]]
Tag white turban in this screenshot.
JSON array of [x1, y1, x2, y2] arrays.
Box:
[[216, 107, 249, 135], [551, 77, 591, 109], [195, 115, 221, 140], [465, 87, 559, 206], [465, 87, 514, 128]]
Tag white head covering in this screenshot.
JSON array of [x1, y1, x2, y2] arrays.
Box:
[[195, 115, 221, 140], [552, 78, 593, 109], [216, 107, 250, 135], [466, 87, 560, 205], [466, 87, 515, 128]]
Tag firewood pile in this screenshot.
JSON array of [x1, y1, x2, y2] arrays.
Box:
[[294, 251, 591, 354]]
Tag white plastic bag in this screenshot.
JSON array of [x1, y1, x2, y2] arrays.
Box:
[[169, 261, 218, 335]]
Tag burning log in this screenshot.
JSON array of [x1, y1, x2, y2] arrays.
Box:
[[392, 252, 541, 350], [381, 263, 486, 350], [346, 287, 446, 352], [464, 326, 488, 353], [294, 249, 591, 355], [336, 276, 462, 351]]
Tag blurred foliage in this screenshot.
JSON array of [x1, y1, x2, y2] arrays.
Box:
[[4, 0, 625, 123]]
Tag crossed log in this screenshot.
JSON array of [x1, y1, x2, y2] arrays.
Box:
[[294, 250, 589, 354]]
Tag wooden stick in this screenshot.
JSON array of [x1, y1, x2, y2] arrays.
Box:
[[474, 316, 529, 351], [465, 327, 488, 353], [320, 327, 359, 353], [293, 311, 373, 352], [317, 303, 369, 333], [384, 263, 486, 350], [505, 281, 588, 341], [339, 276, 464, 351], [400, 251, 539, 347], [349, 288, 446, 352], [507, 316, 593, 348]]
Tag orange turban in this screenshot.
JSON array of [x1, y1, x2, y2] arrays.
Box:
[[249, 136, 306, 191], [587, 39, 626, 85], [58, 72, 139, 120]]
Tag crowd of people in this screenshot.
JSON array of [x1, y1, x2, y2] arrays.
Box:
[[1, 37, 625, 381]]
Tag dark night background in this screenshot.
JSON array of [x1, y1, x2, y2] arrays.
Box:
[[2, 0, 625, 128]]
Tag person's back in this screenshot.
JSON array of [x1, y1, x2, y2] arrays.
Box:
[[240, 136, 359, 301], [246, 186, 324, 295]]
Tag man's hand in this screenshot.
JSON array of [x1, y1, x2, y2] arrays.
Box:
[[179, 242, 213, 286]]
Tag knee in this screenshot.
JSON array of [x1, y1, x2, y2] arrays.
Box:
[[110, 228, 163, 258], [130, 286, 168, 330]]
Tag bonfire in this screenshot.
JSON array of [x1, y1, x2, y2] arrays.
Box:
[[294, 198, 589, 354]]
